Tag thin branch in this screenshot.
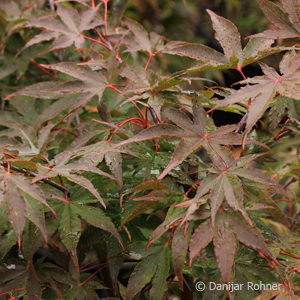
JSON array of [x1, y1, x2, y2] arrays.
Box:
[[0, 161, 70, 196]]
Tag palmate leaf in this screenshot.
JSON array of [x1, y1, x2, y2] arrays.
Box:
[[163, 9, 279, 69], [101, 99, 261, 180], [20, 4, 102, 54], [212, 51, 300, 137], [249, 0, 300, 40], [64, 139, 124, 189], [189, 211, 275, 284], [118, 64, 190, 119], [123, 18, 171, 62], [32, 142, 119, 208], [3, 122, 56, 156], [83, 57, 187, 120], [0, 170, 55, 246], [37, 62, 108, 112], [190, 150, 285, 226]]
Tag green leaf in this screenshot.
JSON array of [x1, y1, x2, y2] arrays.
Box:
[[149, 246, 170, 300], [59, 204, 81, 269], [0, 230, 17, 260], [126, 251, 159, 299], [72, 203, 123, 247]]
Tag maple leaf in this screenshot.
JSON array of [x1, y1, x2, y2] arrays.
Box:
[[0, 170, 56, 247], [3, 122, 56, 157], [249, 0, 300, 40], [6, 51, 128, 113], [31, 142, 120, 208], [82, 51, 188, 119], [100, 98, 264, 180], [162, 9, 280, 70], [20, 4, 102, 55], [123, 18, 171, 70], [35, 62, 109, 112], [180, 151, 286, 226], [211, 51, 300, 137], [189, 211, 276, 284], [126, 180, 169, 199]]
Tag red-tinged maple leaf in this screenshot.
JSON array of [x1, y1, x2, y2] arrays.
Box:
[[7, 49, 130, 113], [99, 98, 265, 180], [181, 151, 286, 226], [120, 180, 169, 206], [162, 9, 280, 71], [0, 170, 56, 247], [171, 225, 193, 291], [189, 212, 276, 284], [82, 51, 188, 120], [31, 142, 120, 208], [249, 0, 300, 40], [118, 64, 191, 120], [19, 4, 103, 55], [35, 62, 109, 112], [123, 18, 172, 70], [211, 51, 300, 138]]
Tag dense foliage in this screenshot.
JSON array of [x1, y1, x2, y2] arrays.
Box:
[[0, 0, 299, 299]]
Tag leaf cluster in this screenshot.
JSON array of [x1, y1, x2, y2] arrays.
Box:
[[0, 0, 299, 299]]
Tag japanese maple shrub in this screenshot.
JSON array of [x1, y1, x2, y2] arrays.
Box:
[[0, 0, 299, 299]]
